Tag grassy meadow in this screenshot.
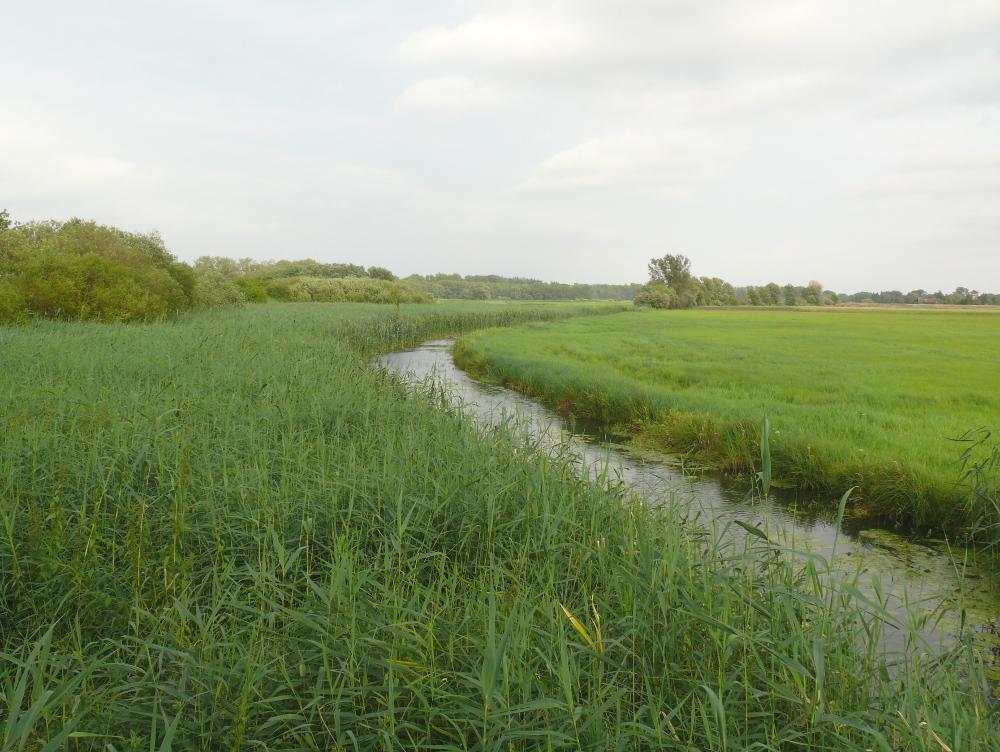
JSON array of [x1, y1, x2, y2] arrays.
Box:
[[2, 302, 998, 750], [455, 306, 1000, 533]]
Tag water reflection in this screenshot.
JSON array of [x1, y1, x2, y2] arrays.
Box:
[[376, 339, 999, 668]]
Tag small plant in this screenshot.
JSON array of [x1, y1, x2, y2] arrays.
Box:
[[955, 428, 1000, 550]]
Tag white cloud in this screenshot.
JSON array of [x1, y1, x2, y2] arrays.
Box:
[[396, 76, 518, 111], [520, 130, 725, 193], [397, 10, 592, 67], [863, 155, 1000, 197], [0, 102, 140, 197], [2, 1, 999, 290]]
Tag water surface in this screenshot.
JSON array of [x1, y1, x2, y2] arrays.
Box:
[[377, 339, 1000, 669]]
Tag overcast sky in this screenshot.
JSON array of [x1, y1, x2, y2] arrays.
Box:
[[2, 1, 998, 290]]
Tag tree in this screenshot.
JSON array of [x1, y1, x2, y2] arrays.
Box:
[[696, 277, 737, 306], [367, 266, 396, 281], [645, 254, 698, 308], [648, 254, 691, 287], [0, 209, 11, 232], [783, 284, 797, 306], [634, 281, 676, 309], [803, 280, 823, 306], [761, 283, 781, 306]]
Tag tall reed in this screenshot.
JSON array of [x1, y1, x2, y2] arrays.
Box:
[[1, 303, 996, 750]]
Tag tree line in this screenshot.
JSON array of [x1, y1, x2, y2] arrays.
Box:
[[402, 273, 640, 301], [634, 255, 832, 308], [634, 254, 998, 309], [0, 212, 427, 323], [840, 288, 999, 305], [2, 210, 996, 324]]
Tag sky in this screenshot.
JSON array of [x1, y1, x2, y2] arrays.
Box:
[[1, 0, 998, 291]]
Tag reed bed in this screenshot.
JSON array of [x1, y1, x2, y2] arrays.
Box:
[[1, 303, 996, 750], [455, 307, 1000, 535]]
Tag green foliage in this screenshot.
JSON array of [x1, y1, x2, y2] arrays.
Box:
[[232, 276, 268, 303], [193, 255, 260, 277], [406, 273, 641, 301], [646, 253, 698, 307], [192, 269, 248, 308], [458, 307, 1000, 533], [633, 280, 676, 309], [0, 209, 11, 231], [696, 276, 737, 306], [366, 265, 396, 280], [957, 429, 1000, 552], [266, 275, 432, 304], [259, 258, 369, 279], [803, 280, 824, 305], [641, 256, 736, 309], [0, 218, 191, 322], [783, 283, 798, 306], [17, 251, 188, 322], [761, 282, 782, 305], [0, 279, 26, 322], [0, 303, 994, 748]]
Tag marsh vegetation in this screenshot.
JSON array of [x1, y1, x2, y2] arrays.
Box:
[[455, 307, 1000, 536], [3, 303, 997, 749]]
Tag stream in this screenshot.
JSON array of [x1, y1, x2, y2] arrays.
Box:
[[376, 338, 1000, 674]]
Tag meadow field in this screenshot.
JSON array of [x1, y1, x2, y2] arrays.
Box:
[[1, 302, 997, 750], [455, 306, 1000, 534]]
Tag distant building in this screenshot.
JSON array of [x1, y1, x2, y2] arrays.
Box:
[[916, 296, 937, 304]]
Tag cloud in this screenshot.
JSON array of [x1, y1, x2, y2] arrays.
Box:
[[519, 130, 725, 193], [863, 155, 1000, 197], [397, 9, 592, 68], [0, 102, 140, 197], [394, 0, 1000, 111], [396, 76, 519, 111], [3, 1, 999, 290]]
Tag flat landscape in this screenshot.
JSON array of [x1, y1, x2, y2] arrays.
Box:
[[455, 306, 1000, 532], [5, 1, 1000, 746], [4, 302, 997, 749]]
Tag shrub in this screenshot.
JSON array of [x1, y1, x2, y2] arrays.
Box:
[[233, 276, 269, 303], [0, 278, 27, 323], [15, 252, 188, 321], [192, 270, 248, 309], [279, 276, 432, 304], [633, 281, 677, 309], [1, 218, 194, 322]]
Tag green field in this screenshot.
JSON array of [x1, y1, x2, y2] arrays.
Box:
[[1, 303, 997, 749], [455, 307, 1000, 532]]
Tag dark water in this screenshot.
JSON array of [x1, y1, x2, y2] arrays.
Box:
[[376, 339, 1000, 671]]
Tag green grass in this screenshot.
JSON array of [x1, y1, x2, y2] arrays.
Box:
[[454, 307, 1000, 533], [1, 302, 997, 750]]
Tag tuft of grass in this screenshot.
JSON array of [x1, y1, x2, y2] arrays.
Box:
[[455, 307, 1000, 534], [1, 302, 997, 749]]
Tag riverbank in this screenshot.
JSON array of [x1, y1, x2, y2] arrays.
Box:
[[453, 307, 1000, 536], [1, 303, 996, 749]]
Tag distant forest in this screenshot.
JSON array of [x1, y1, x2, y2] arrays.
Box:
[[632, 253, 999, 309], [403, 273, 640, 301], [1, 211, 996, 323]]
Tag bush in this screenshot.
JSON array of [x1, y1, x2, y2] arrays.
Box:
[[278, 276, 432, 304], [16, 252, 188, 321], [233, 276, 269, 303], [264, 278, 296, 301], [0, 278, 27, 323], [192, 270, 247, 309], [634, 281, 677, 309], [1, 218, 194, 322]]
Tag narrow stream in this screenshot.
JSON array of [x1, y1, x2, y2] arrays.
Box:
[[376, 339, 1000, 672]]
